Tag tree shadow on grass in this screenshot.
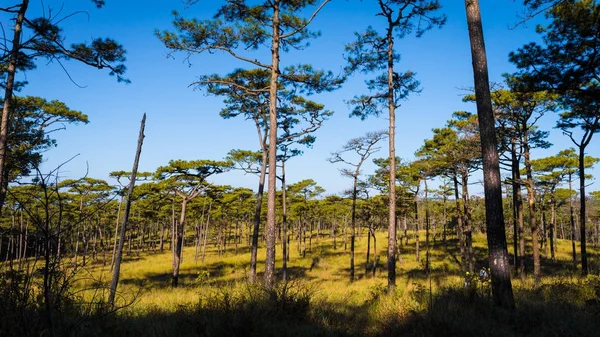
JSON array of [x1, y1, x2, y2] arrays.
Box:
[[120, 261, 241, 289]]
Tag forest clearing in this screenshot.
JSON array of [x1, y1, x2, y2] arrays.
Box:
[[2, 0, 600, 336]]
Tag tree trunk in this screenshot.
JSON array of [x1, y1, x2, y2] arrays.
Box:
[[249, 150, 267, 283], [386, 19, 397, 293], [510, 139, 520, 274], [415, 198, 420, 262], [568, 173, 577, 269], [282, 158, 288, 282], [350, 176, 357, 282], [465, 0, 515, 309], [201, 203, 212, 263], [263, 0, 281, 289], [515, 169, 526, 281], [159, 222, 165, 252], [372, 226, 377, 278], [0, 0, 30, 212], [309, 220, 313, 253], [172, 198, 188, 287], [98, 225, 106, 266], [523, 134, 540, 284], [443, 193, 447, 245], [461, 172, 474, 273], [453, 174, 466, 271], [578, 146, 588, 275], [344, 217, 348, 252], [108, 113, 145, 306], [425, 178, 432, 275], [110, 195, 124, 271], [550, 196, 556, 260], [366, 221, 371, 277], [333, 221, 337, 250]]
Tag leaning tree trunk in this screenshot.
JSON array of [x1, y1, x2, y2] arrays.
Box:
[[108, 113, 145, 307], [465, 0, 515, 309]]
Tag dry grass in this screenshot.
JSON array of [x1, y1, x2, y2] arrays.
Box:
[[12, 229, 598, 336]]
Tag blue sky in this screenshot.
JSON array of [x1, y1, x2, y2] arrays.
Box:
[[14, 0, 599, 196]]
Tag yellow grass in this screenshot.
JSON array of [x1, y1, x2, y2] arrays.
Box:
[[77, 229, 600, 314]]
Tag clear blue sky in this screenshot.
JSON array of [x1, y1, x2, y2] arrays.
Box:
[[16, 0, 599, 196]]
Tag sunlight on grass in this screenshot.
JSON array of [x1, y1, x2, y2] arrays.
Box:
[[75, 228, 600, 317]]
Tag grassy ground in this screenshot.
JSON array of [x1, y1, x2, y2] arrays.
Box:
[[61, 230, 600, 336]]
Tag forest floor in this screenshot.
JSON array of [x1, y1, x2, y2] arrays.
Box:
[[66, 230, 600, 336]]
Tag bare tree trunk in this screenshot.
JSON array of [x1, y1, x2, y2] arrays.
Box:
[[108, 113, 145, 306], [465, 0, 514, 309]]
